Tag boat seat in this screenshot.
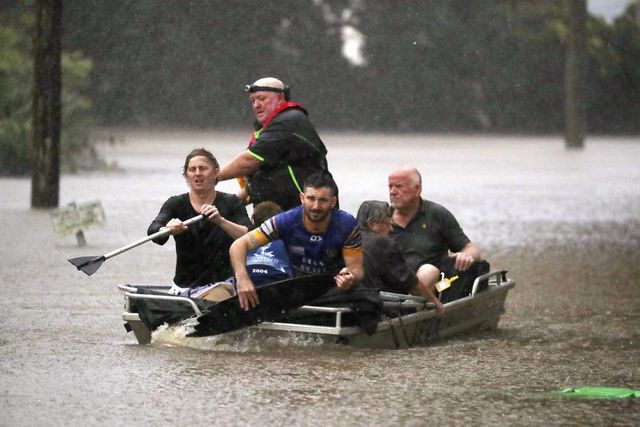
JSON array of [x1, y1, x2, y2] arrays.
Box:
[[438, 260, 490, 303]]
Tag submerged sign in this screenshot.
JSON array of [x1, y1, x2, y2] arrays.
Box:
[[50, 200, 105, 236]]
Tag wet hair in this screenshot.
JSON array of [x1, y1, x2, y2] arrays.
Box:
[[356, 200, 392, 230], [303, 170, 339, 197], [252, 201, 283, 225], [182, 148, 219, 177]]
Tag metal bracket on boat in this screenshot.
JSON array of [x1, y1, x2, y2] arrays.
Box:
[[297, 305, 352, 328], [471, 270, 509, 297], [117, 284, 204, 317], [380, 291, 425, 303]]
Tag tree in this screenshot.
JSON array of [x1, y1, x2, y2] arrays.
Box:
[[1, 2, 94, 178], [564, 0, 587, 148], [0, 24, 32, 175], [54, 0, 639, 134], [587, 3, 640, 133], [31, 0, 62, 208]]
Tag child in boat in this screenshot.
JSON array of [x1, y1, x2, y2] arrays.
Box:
[[244, 201, 293, 287], [194, 201, 293, 301], [356, 200, 445, 315]]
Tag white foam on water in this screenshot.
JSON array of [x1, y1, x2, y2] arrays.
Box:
[[151, 320, 336, 352]]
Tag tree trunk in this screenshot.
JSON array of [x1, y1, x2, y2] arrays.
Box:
[[31, 0, 62, 208], [564, 0, 587, 149]]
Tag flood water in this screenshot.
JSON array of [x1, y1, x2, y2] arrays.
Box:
[[1, 131, 639, 425]]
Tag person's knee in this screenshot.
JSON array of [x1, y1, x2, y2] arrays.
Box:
[[199, 282, 235, 302], [416, 264, 440, 287]]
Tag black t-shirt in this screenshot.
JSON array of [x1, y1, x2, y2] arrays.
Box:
[[247, 108, 328, 209], [148, 192, 252, 287]]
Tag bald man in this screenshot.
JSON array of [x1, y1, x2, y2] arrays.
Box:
[[388, 166, 481, 298], [219, 77, 330, 210]]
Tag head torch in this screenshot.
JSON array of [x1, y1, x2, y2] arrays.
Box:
[[244, 84, 291, 101]]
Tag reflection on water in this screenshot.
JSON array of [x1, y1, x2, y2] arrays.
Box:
[[1, 132, 639, 425]]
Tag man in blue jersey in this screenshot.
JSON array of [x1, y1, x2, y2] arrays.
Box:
[[245, 201, 292, 287], [230, 171, 363, 311]]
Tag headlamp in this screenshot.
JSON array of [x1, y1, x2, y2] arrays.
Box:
[[244, 84, 291, 101]]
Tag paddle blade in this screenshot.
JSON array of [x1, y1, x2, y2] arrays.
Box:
[[68, 255, 105, 276]]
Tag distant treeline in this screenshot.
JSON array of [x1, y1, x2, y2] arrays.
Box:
[[10, 1, 640, 134]]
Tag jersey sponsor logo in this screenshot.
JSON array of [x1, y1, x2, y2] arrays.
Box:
[[301, 257, 324, 267], [310, 235, 323, 242], [296, 263, 327, 274], [298, 257, 326, 274], [298, 265, 326, 274], [255, 246, 275, 258], [248, 255, 280, 267], [290, 245, 305, 256]]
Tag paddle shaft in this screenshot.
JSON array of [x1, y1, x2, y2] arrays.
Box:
[[103, 214, 204, 260]]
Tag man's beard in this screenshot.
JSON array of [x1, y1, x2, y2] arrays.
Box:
[[305, 207, 330, 223]]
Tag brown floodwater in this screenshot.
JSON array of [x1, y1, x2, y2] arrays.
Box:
[[1, 131, 638, 426]]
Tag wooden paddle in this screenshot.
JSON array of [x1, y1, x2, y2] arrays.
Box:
[[68, 214, 204, 276]]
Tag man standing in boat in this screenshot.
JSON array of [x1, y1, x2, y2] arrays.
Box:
[[218, 77, 331, 210], [230, 171, 363, 311], [388, 166, 481, 297]]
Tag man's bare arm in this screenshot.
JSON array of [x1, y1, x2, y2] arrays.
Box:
[[335, 254, 364, 289], [229, 230, 267, 310]]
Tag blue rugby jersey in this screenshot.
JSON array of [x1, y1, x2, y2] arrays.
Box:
[[252, 206, 361, 276]]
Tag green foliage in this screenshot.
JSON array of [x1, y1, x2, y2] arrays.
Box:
[[0, 15, 95, 176], [4, 0, 635, 135], [587, 6, 640, 133], [60, 51, 97, 172], [0, 25, 31, 175]]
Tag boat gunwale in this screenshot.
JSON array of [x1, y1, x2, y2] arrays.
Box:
[[256, 275, 514, 338], [118, 270, 515, 347]]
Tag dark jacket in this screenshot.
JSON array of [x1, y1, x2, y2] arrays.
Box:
[[247, 107, 328, 210], [362, 231, 418, 294]]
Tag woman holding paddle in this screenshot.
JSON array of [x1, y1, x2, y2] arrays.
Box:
[[148, 148, 252, 296]]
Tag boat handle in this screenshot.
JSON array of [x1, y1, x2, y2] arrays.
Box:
[[123, 291, 204, 317], [471, 270, 508, 297]]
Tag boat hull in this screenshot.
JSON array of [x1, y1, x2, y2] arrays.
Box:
[[119, 270, 514, 349], [255, 277, 514, 349]]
